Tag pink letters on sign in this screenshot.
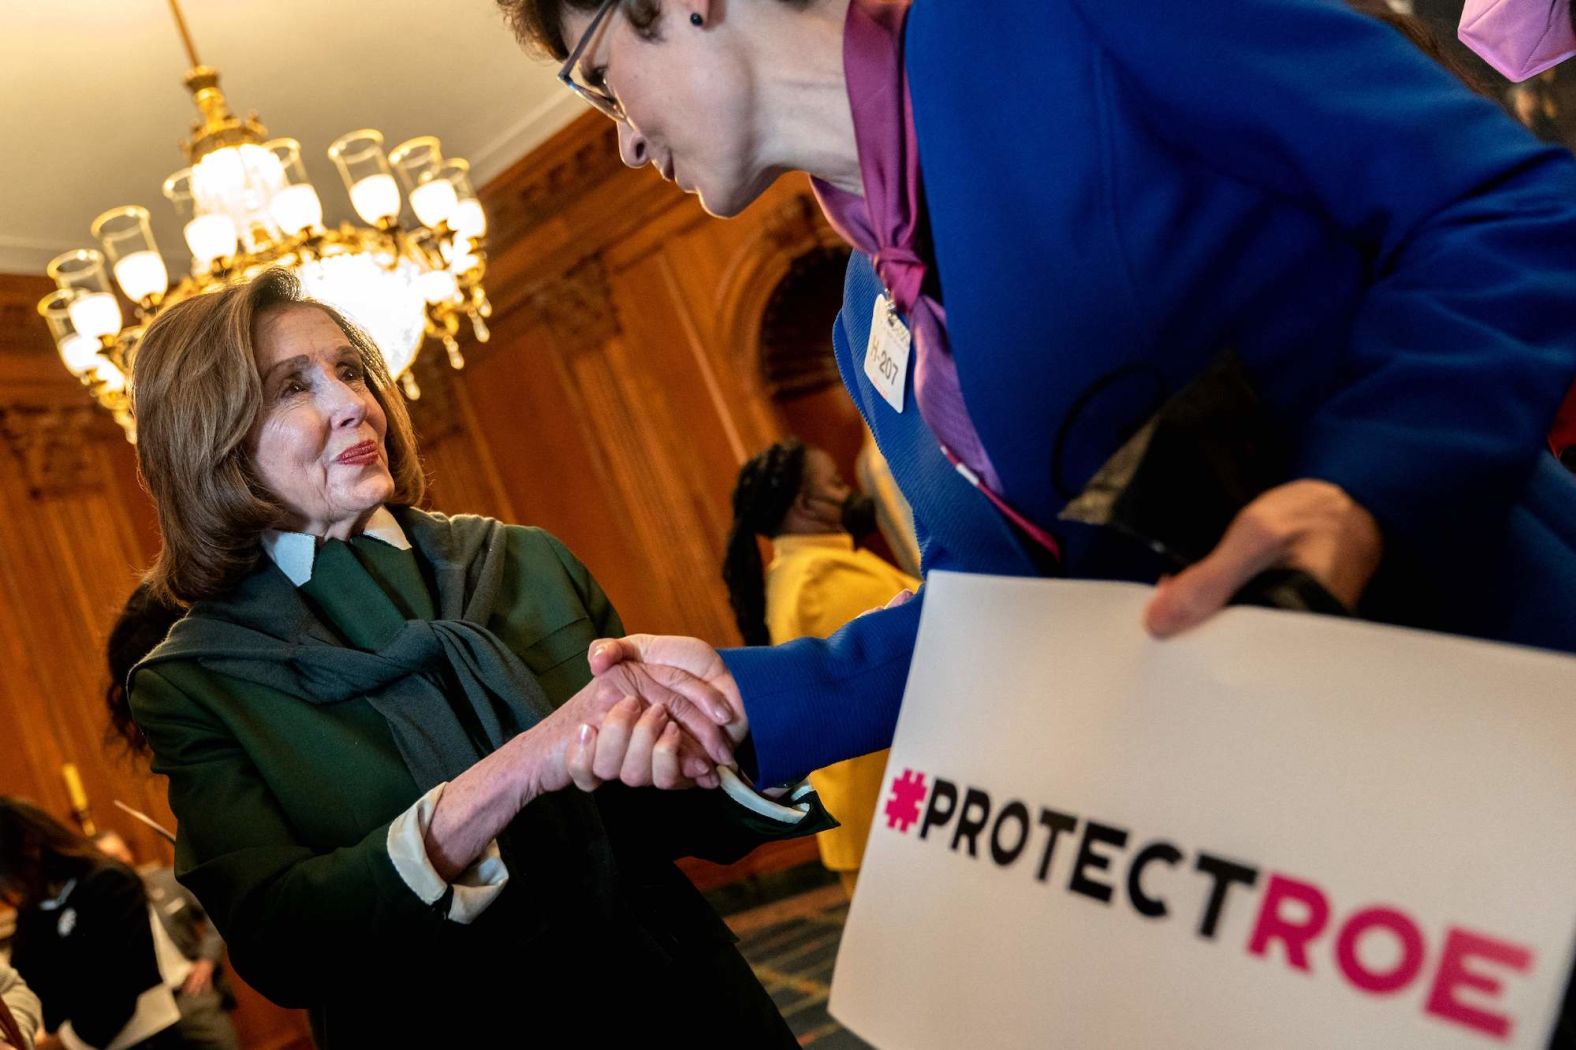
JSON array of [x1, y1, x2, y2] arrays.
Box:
[[1248, 874, 1331, 972], [1335, 907, 1426, 995], [1425, 927, 1534, 1041]]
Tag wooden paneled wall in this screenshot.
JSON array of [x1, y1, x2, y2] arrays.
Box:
[[0, 112, 855, 1043], [0, 272, 310, 1035], [458, 115, 856, 639]]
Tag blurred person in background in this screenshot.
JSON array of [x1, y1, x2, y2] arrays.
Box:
[[724, 440, 917, 894], [0, 960, 43, 1050], [0, 799, 181, 1050], [103, 583, 183, 763], [92, 834, 235, 1050]]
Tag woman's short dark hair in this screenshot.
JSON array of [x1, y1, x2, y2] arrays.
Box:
[[499, 0, 812, 61]]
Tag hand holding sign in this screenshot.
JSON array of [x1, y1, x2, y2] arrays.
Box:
[[832, 574, 1576, 1049], [1144, 479, 1383, 637]]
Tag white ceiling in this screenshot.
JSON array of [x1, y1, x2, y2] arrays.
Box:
[[0, 0, 583, 274]]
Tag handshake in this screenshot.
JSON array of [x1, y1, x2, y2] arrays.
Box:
[[529, 634, 750, 797], [527, 590, 912, 799]]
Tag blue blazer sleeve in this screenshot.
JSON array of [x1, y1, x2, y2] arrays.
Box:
[[723, 592, 922, 786], [1064, 0, 1576, 537], [723, 289, 923, 785]]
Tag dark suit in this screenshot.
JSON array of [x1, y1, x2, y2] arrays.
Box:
[[10, 863, 162, 1049]]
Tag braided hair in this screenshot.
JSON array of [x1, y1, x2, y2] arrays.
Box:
[[723, 440, 808, 645]]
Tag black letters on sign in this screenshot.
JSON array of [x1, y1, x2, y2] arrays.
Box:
[[950, 788, 993, 857], [1035, 808, 1079, 883], [990, 801, 1033, 867], [1193, 852, 1261, 941], [1126, 840, 1184, 919], [1069, 821, 1130, 904], [919, 778, 959, 841]]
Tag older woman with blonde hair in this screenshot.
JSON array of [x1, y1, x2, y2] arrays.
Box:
[[126, 268, 828, 1045]]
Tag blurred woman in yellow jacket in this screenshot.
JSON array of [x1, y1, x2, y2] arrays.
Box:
[[724, 441, 919, 894]]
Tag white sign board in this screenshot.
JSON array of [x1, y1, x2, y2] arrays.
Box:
[[830, 573, 1576, 1049]]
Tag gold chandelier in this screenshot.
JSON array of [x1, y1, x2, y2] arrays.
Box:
[[37, 0, 492, 441]]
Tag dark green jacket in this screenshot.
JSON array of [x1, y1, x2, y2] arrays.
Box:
[[130, 509, 820, 1043]]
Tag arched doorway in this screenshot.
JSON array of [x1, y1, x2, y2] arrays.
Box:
[[756, 242, 869, 482]]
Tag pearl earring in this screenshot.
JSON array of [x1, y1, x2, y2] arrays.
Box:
[[690, 12, 703, 26]]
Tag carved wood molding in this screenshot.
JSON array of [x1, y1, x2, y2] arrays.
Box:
[[481, 118, 626, 248], [406, 352, 466, 445], [759, 244, 853, 400], [0, 273, 67, 378], [528, 256, 619, 351], [713, 189, 849, 398], [759, 192, 838, 258], [0, 402, 103, 497]]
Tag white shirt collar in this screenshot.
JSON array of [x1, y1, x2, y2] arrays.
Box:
[[260, 505, 412, 588], [38, 877, 77, 910]]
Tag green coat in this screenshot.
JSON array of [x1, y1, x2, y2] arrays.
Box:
[[131, 508, 820, 1045]]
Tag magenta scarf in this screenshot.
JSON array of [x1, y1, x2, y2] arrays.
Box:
[[810, 0, 1002, 495]]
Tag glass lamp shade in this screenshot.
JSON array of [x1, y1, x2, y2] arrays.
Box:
[[433, 160, 486, 239], [185, 214, 240, 267], [161, 168, 198, 220], [391, 137, 457, 227], [389, 136, 444, 191], [47, 250, 123, 341], [329, 130, 401, 225], [451, 199, 486, 240], [111, 252, 169, 302], [294, 251, 427, 379], [349, 174, 400, 226], [164, 168, 238, 269], [191, 144, 286, 250], [92, 206, 168, 302], [61, 333, 105, 375], [48, 247, 111, 294], [38, 289, 103, 376], [409, 180, 459, 229], [270, 184, 324, 235], [92, 357, 127, 393], [420, 268, 460, 304], [68, 294, 123, 341], [264, 139, 325, 235]]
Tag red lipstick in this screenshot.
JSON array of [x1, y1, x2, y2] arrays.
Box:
[[335, 440, 380, 466]]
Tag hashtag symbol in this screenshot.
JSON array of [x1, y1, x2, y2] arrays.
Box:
[[884, 768, 928, 833]]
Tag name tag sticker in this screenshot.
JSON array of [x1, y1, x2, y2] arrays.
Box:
[[864, 294, 911, 414]]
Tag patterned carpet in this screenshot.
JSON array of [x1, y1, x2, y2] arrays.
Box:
[[714, 868, 876, 1048]]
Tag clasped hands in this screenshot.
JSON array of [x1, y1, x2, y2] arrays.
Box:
[[538, 479, 1381, 795], [526, 634, 749, 797]]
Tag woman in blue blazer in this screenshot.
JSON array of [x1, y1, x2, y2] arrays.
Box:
[[506, 0, 1576, 785]]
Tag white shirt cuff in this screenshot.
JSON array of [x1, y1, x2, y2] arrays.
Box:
[[385, 783, 509, 924]]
